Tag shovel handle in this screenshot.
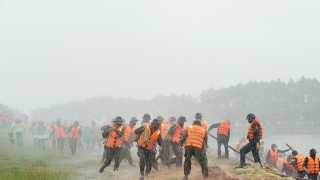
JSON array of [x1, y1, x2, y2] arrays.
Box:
[[286, 143, 293, 150]]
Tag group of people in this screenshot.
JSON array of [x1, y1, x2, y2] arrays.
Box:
[[48, 119, 102, 155], [6, 111, 320, 180], [8, 116, 103, 155], [233, 113, 320, 180], [99, 112, 213, 180], [99, 112, 320, 180]]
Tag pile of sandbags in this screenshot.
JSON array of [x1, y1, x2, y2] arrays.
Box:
[[234, 163, 295, 180]]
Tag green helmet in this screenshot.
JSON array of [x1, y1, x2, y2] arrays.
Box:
[[192, 120, 202, 126], [130, 117, 138, 122], [142, 113, 151, 120], [178, 116, 187, 122], [114, 116, 124, 122], [157, 116, 164, 121], [151, 119, 161, 125], [246, 113, 256, 120], [194, 112, 203, 118]]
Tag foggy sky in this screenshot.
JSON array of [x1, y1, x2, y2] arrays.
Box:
[[1, 1, 320, 115]]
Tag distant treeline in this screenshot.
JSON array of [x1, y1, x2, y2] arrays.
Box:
[[30, 76, 320, 124], [0, 103, 26, 119]]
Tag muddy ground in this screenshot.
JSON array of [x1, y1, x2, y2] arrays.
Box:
[[69, 147, 239, 180]]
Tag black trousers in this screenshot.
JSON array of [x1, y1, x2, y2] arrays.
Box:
[[217, 134, 229, 158]]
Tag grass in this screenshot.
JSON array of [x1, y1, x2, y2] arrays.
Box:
[[0, 130, 74, 180]]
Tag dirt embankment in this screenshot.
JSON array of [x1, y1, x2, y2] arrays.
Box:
[[70, 149, 239, 180]]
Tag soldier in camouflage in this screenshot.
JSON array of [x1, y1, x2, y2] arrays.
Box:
[[167, 116, 187, 167], [99, 116, 125, 173], [120, 117, 139, 167], [135, 119, 163, 180], [236, 113, 263, 168], [180, 120, 208, 180]]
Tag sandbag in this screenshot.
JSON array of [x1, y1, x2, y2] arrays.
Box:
[[164, 132, 172, 142], [234, 167, 255, 175], [132, 133, 139, 142]]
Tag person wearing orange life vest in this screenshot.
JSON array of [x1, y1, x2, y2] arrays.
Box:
[[141, 113, 151, 126], [208, 119, 231, 159], [195, 112, 207, 130], [180, 120, 208, 180], [236, 113, 263, 168], [281, 155, 295, 176], [99, 116, 125, 173], [291, 150, 306, 178], [276, 153, 285, 171], [265, 144, 290, 167], [135, 119, 162, 180], [67, 120, 82, 155], [156, 116, 171, 165], [50, 119, 67, 154], [233, 137, 246, 158], [166, 116, 187, 168], [120, 117, 139, 167], [303, 148, 320, 180]]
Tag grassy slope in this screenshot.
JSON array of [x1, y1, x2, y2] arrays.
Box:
[[0, 129, 74, 180], [0, 127, 240, 180]]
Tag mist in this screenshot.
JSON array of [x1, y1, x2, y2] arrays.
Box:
[[1, 1, 320, 115], [1, 1, 320, 180]]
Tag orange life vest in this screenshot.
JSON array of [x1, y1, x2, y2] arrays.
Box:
[[284, 159, 293, 171], [276, 157, 284, 168], [240, 141, 248, 148], [217, 119, 230, 137], [160, 122, 170, 139], [68, 126, 80, 139], [307, 155, 320, 174], [122, 125, 135, 142], [54, 125, 65, 138], [234, 141, 240, 150], [172, 124, 185, 143], [269, 149, 278, 163], [295, 154, 304, 171], [200, 119, 207, 130], [138, 125, 160, 150], [185, 125, 206, 148], [106, 126, 124, 148], [247, 119, 263, 140]]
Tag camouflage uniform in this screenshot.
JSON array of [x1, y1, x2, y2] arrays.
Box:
[[120, 141, 134, 165], [184, 146, 208, 178], [160, 141, 170, 164], [239, 124, 261, 166], [180, 122, 208, 179], [100, 125, 125, 171], [167, 125, 183, 167], [135, 125, 162, 178]]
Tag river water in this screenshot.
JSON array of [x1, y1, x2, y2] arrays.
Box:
[[208, 132, 320, 158]]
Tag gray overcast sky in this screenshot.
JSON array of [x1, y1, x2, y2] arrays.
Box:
[[1, 1, 320, 115]]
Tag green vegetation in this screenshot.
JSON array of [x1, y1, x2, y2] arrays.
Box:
[[31, 77, 320, 125], [0, 130, 74, 180]]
